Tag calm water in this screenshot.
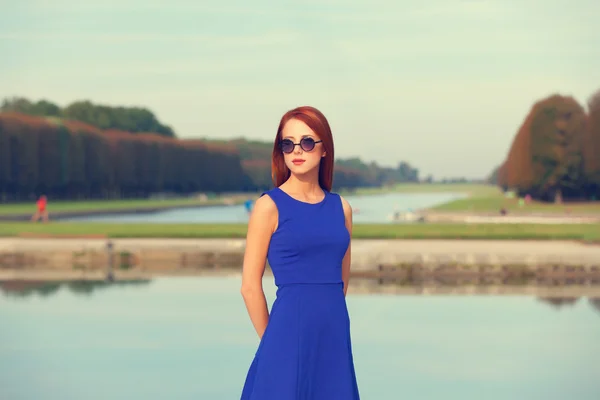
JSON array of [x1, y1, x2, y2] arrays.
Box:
[[61, 192, 465, 223], [1, 277, 599, 400]]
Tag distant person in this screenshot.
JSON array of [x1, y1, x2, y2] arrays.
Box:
[[31, 195, 49, 223], [244, 199, 254, 214], [239, 106, 360, 399]]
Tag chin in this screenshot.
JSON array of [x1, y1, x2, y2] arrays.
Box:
[[287, 163, 319, 176]]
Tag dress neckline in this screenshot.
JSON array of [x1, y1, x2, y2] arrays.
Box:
[[275, 187, 328, 205]]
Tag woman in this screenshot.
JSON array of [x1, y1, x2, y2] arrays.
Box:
[[240, 106, 360, 399]]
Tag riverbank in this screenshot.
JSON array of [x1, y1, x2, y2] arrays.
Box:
[[4, 182, 600, 229], [431, 192, 600, 214], [422, 210, 600, 224], [1, 222, 598, 241], [0, 194, 257, 221], [0, 183, 491, 220]]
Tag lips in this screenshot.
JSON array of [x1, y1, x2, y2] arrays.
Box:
[[292, 159, 305, 165]]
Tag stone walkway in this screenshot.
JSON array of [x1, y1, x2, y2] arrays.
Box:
[[1, 238, 599, 270]]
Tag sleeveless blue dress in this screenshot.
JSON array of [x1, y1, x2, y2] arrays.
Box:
[[240, 187, 360, 399]]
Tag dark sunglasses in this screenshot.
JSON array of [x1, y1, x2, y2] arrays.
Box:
[[279, 137, 322, 154]]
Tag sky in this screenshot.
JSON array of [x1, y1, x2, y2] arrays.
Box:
[[1, 0, 598, 179]]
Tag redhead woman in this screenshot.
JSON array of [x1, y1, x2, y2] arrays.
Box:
[[240, 106, 360, 399]]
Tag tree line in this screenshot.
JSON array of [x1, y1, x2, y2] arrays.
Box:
[[1, 97, 176, 138], [0, 110, 420, 201], [0, 112, 248, 200], [492, 89, 600, 202], [205, 138, 420, 190]]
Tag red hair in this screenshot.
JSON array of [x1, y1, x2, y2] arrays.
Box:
[[271, 106, 335, 191]]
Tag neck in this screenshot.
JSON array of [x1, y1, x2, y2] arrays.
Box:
[[287, 169, 322, 194]]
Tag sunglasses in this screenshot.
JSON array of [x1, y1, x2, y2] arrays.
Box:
[[279, 137, 323, 154]]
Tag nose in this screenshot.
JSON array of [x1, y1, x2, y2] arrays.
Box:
[[293, 143, 303, 154]]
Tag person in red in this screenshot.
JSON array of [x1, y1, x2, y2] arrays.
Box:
[[31, 195, 49, 223]]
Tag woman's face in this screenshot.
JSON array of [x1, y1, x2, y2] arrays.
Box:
[[280, 118, 326, 177]]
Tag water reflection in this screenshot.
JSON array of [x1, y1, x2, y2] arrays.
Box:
[[1, 276, 599, 400], [589, 298, 600, 315], [349, 277, 600, 316], [537, 297, 600, 317], [0, 279, 152, 298], [537, 297, 580, 309], [3, 278, 600, 316]]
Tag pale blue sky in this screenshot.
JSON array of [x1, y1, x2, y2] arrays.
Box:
[[1, 0, 598, 178]]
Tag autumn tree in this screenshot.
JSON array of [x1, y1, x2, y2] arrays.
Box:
[[583, 89, 600, 197], [500, 94, 587, 201]]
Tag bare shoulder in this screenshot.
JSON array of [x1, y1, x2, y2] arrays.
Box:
[[338, 194, 353, 220], [248, 194, 278, 232], [252, 194, 277, 215]]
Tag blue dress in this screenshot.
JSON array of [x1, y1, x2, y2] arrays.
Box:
[[241, 187, 360, 399]]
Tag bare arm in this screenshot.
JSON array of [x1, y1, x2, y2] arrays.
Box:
[[240, 195, 278, 339], [340, 195, 353, 296]]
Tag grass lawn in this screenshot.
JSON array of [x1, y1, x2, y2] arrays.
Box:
[[0, 195, 255, 216], [389, 183, 499, 196], [353, 183, 600, 214], [432, 194, 600, 214], [345, 183, 499, 197], [1, 222, 598, 242]]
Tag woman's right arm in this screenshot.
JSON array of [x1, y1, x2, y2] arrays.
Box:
[[240, 195, 277, 339]]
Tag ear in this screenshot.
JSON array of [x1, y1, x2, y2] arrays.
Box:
[[322, 151, 326, 157]]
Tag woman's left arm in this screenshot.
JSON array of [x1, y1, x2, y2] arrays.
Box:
[[340, 195, 353, 296]]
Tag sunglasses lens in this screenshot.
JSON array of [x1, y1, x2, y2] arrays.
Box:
[[281, 139, 294, 153], [301, 137, 315, 151]]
